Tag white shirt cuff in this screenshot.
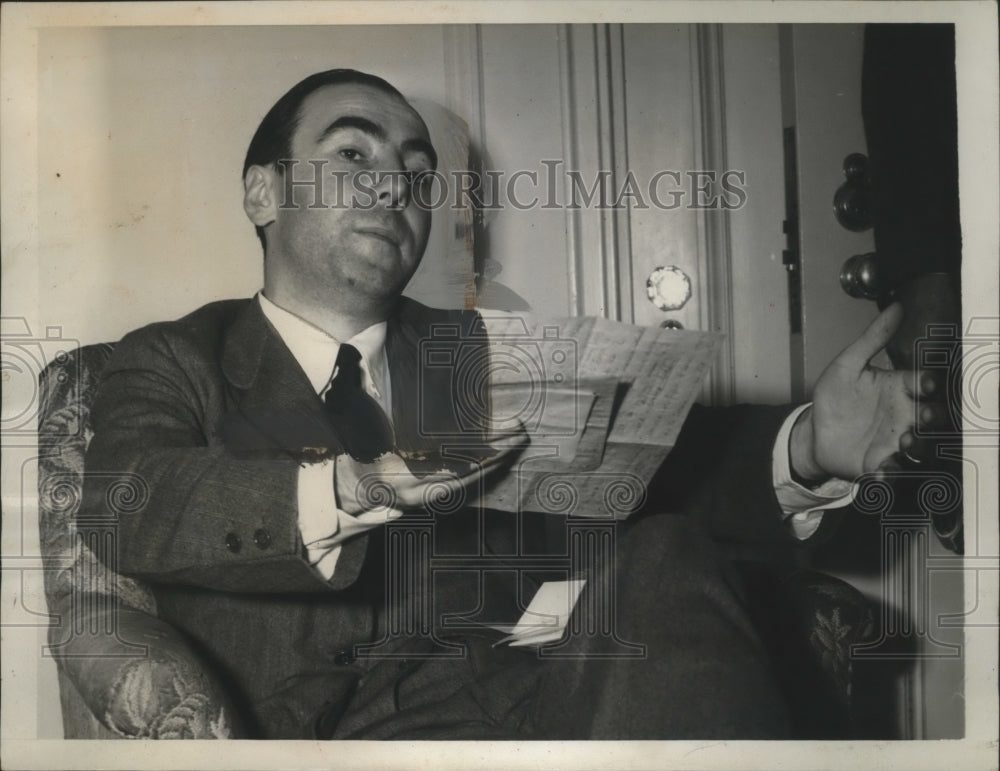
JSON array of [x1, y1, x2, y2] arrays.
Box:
[[298, 460, 344, 578], [773, 404, 856, 540], [297, 459, 406, 580]]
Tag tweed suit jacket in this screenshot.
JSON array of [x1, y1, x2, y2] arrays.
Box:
[[81, 295, 813, 738]]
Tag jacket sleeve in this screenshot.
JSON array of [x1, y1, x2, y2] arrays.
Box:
[[644, 403, 843, 547], [79, 327, 362, 594]]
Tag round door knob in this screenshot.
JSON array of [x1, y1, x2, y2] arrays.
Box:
[[833, 152, 873, 232], [840, 252, 883, 299], [646, 266, 692, 312], [842, 152, 869, 180]]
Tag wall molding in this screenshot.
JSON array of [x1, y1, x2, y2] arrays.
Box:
[[558, 24, 632, 322], [606, 24, 634, 324], [691, 24, 737, 405], [442, 25, 488, 308], [557, 24, 585, 316], [443, 25, 486, 161]]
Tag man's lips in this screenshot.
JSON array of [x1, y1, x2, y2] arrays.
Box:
[[355, 227, 401, 247]]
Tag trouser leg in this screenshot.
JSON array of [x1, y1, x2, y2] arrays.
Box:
[[531, 512, 791, 739]]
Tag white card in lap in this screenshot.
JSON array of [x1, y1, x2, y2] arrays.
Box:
[[490, 579, 586, 647]]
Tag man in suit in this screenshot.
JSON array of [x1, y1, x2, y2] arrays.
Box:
[[82, 68, 937, 739]]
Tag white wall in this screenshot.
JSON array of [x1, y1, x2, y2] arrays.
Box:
[[38, 25, 457, 347]]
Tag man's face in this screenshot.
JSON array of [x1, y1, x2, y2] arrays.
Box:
[[261, 83, 436, 310]]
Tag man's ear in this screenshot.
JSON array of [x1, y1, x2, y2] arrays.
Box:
[[243, 164, 278, 228]]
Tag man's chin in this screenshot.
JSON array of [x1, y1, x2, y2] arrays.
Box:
[[343, 269, 417, 308]]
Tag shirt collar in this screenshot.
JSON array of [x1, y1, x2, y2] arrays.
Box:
[[257, 292, 388, 398]]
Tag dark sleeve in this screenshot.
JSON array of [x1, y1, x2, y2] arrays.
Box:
[[79, 328, 343, 594], [862, 23, 961, 284], [644, 403, 842, 546]]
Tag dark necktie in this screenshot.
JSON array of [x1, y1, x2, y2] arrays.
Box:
[[324, 343, 394, 463]]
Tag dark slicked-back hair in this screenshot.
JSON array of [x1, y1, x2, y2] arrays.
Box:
[[242, 69, 408, 252]]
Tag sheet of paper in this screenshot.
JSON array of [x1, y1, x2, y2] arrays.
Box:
[[552, 316, 723, 447], [478, 377, 619, 513], [487, 579, 586, 647], [490, 383, 596, 461], [478, 314, 723, 517]]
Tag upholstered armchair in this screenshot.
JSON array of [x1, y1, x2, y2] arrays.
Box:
[[38, 344, 238, 739], [38, 343, 875, 739]]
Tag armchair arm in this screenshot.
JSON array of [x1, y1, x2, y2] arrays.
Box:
[[736, 564, 875, 738], [50, 598, 243, 739]]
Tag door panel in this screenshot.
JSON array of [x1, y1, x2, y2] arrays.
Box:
[[780, 24, 879, 400]]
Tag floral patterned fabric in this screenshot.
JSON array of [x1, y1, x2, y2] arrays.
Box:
[[790, 571, 875, 701], [38, 344, 234, 739]]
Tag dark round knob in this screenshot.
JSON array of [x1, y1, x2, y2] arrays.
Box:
[[225, 532, 242, 553], [842, 152, 869, 180], [659, 319, 684, 330], [840, 252, 882, 299], [253, 528, 272, 549], [833, 184, 873, 232], [833, 153, 873, 232]]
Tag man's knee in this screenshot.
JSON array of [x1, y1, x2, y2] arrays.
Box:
[[616, 514, 725, 585]]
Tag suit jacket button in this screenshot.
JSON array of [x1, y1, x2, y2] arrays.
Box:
[[253, 528, 272, 549], [225, 532, 241, 553], [334, 650, 354, 666]]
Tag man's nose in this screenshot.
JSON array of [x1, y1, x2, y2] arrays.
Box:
[[372, 159, 411, 210]]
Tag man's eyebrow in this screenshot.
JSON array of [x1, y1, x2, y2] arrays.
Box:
[[317, 116, 386, 144], [317, 116, 438, 168]]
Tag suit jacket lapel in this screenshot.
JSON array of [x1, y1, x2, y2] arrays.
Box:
[[220, 300, 342, 460], [217, 297, 476, 461], [386, 299, 486, 457], [385, 306, 424, 455]]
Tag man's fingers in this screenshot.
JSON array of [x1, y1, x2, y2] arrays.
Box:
[[489, 428, 531, 449], [341, 426, 529, 512], [391, 467, 486, 510], [899, 431, 936, 463], [484, 421, 531, 449], [917, 402, 953, 432], [418, 434, 529, 509], [420, 471, 484, 510], [907, 438, 936, 464], [359, 505, 405, 524], [437, 427, 530, 473], [919, 369, 947, 401], [871, 455, 904, 481], [838, 302, 905, 371], [482, 429, 530, 463]]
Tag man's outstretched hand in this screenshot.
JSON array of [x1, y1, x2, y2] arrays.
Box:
[[790, 303, 943, 484], [334, 429, 529, 517]]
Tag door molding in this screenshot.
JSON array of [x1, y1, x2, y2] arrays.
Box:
[[691, 23, 737, 406], [556, 23, 633, 323]]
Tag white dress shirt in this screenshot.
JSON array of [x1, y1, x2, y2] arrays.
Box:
[[258, 292, 402, 578], [259, 293, 854, 580]]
